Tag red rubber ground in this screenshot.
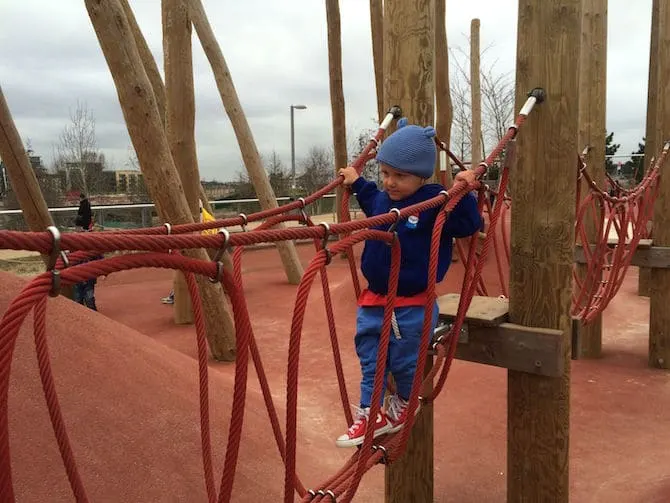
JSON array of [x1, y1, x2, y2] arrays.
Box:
[[2, 243, 669, 502]]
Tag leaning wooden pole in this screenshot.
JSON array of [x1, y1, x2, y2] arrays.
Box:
[[434, 0, 453, 185], [639, 0, 660, 298], [470, 19, 482, 167], [325, 0, 348, 223], [649, 0, 670, 370], [163, 0, 200, 324], [574, 0, 607, 359], [370, 0, 385, 123], [382, 0, 434, 501], [508, 0, 580, 501], [85, 0, 236, 361], [185, 0, 303, 285], [0, 87, 54, 235]]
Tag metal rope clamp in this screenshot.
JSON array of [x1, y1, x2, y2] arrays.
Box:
[[238, 213, 248, 232], [297, 197, 309, 225], [318, 222, 332, 265], [208, 228, 230, 283], [163, 222, 173, 254], [46, 226, 69, 297], [372, 444, 389, 465], [385, 208, 402, 247]]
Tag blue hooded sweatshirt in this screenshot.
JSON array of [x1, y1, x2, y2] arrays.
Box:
[[351, 177, 482, 297]]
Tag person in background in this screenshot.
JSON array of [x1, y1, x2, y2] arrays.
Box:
[[76, 192, 92, 231]]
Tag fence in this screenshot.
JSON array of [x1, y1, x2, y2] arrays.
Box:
[[0, 194, 343, 232]]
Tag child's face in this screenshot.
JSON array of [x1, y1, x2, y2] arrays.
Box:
[[381, 164, 425, 201]]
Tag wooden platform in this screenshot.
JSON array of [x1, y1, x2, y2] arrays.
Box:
[[574, 240, 670, 269], [436, 294, 565, 377]]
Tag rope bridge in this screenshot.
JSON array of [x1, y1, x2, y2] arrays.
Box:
[[0, 89, 662, 502]]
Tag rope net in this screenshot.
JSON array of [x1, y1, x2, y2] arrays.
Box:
[[0, 92, 663, 502]]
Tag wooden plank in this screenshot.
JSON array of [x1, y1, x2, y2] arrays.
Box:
[[574, 244, 670, 268], [437, 294, 509, 326], [440, 322, 565, 378]]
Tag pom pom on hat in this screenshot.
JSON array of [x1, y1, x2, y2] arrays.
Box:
[[376, 118, 437, 179]]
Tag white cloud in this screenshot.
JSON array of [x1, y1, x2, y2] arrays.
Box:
[[0, 0, 654, 181]]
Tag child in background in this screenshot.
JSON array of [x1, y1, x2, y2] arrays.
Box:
[[335, 119, 482, 447]]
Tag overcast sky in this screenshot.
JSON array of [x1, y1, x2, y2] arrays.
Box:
[[0, 0, 654, 182]]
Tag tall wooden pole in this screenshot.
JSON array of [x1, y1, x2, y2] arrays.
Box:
[[470, 19, 482, 167], [574, 0, 607, 359], [508, 0, 580, 501], [649, 0, 670, 370], [382, 1, 434, 501], [434, 0, 453, 185], [325, 0, 348, 222], [85, 0, 236, 361], [185, 0, 304, 285], [639, 0, 660, 298], [163, 0, 200, 324], [0, 87, 54, 234], [370, 0, 384, 123]]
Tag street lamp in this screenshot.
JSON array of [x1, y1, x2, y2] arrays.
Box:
[[290, 104, 307, 194]]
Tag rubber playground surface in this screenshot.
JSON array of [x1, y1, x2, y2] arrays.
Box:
[[2, 243, 669, 502]]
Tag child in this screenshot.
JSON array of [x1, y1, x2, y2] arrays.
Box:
[[335, 119, 482, 448]]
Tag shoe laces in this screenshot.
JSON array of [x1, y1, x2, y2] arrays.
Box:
[[386, 395, 408, 422], [348, 405, 370, 432]]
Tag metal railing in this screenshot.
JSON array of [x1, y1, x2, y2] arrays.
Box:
[[0, 193, 345, 231]]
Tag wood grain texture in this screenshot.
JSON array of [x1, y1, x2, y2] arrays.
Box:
[[470, 19, 482, 166], [84, 0, 236, 360], [185, 0, 304, 285], [0, 87, 54, 235], [574, 0, 607, 359], [434, 0, 453, 183], [639, 0, 660, 298], [383, 1, 434, 501], [370, 0, 385, 123], [163, 0, 199, 324], [325, 0, 348, 222], [508, 1, 581, 501], [649, 0, 670, 369]]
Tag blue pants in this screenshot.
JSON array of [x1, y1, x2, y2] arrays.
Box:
[[355, 302, 439, 408], [73, 279, 97, 311]]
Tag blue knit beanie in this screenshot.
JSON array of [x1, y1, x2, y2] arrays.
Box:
[[376, 118, 437, 179]]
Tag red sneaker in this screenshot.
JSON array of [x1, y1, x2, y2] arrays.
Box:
[[335, 407, 392, 448], [386, 394, 420, 434]]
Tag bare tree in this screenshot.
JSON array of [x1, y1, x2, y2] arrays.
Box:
[[298, 146, 334, 195], [449, 44, 514, 162], [54, 100, 105, 195], [265, 150, 289, 196]]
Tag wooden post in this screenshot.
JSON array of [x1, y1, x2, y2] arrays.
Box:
[[370, 0, 384, 123], [639, 0, 661, 298], [508, 0, 580, 501], [470, 19, 482, 167], [185, 0, 304, 285], [434, 0, 453, 185], [574, 0, 607, 359], [0, 87, 54, 234], [649, 0, 670, 370], [85, 0, 236, 361], [383, 1, 434, 501], [325, 0, 348, 223], [120, 0, 232, 273], [163, 0, 200, 324]]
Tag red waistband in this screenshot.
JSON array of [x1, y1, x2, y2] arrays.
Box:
[[357, 289, 429, 307]]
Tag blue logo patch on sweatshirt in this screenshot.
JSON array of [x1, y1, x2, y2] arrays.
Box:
[[406, 214, 419, 229]]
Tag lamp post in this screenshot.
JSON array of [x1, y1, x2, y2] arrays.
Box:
[[290, 104, 307, 194]]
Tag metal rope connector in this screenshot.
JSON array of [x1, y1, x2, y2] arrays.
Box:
[[318, 222, 332, 265], [208, 228, 230, 283], [372, 444, 389, 465], [297, 197, 309, 224], [46, 226, 66, 297], [238, 213, 248, 232], [163, 222, 173, 254], [387, 207, 401, 233], [306, 489, 317, 500]]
